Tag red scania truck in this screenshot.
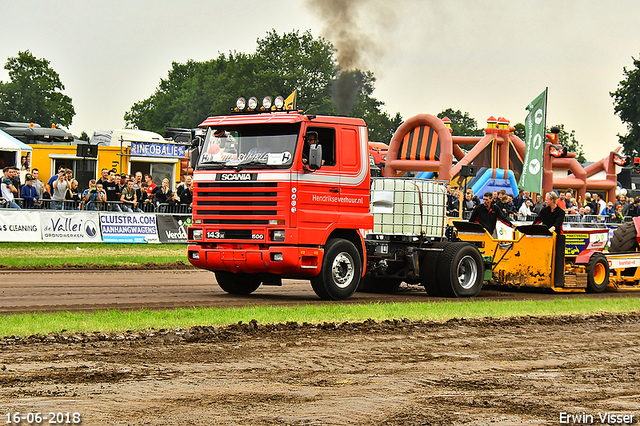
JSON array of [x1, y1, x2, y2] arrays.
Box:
[[187, 96, 485, 300]]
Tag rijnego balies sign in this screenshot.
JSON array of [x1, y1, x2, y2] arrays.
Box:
[[130, 141, 186, 158]]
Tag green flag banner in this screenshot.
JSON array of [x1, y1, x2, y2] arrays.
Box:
[[519, 89, 547, 194]]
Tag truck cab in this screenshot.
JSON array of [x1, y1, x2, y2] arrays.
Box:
[[187, 108, 373, 299]]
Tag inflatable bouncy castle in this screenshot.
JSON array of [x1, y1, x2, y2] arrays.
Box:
[[386, 114, 620, 201]]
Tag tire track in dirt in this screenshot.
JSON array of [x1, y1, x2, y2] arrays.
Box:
[[1, 269, 639, 314]]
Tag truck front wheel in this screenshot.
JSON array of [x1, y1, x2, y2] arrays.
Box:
[[436, 243, 484, 297], [311, 238, 362, 300], [215, 271, 262, 295]]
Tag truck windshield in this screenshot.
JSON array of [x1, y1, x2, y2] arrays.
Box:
[[197, 123, 300, 170]]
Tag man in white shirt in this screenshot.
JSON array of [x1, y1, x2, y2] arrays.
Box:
[[1, 167, 20, 209], [518, 199, 534, 221]]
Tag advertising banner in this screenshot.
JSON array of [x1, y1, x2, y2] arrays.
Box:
[[156, 215, 191, 243], [41, 211, 102, 242], [519, 89, 547, 194], [0, 210, 42, 242], [99, 213, 159, 243], [130, 142, 185, 158]]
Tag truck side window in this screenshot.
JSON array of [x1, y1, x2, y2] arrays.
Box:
[[308, 127, 336, 167]]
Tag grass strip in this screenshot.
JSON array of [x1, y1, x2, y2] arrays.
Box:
[[0, 243, 188, 268], [2, 296, 639, 338]]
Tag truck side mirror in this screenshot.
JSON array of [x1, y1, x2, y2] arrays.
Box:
[[189, 146, 200, 170], [308, 144, 323, 170]]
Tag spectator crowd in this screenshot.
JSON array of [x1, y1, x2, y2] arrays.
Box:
[[445, 184, 639, 224], [1, 166, 193, 213], [4, 164, 638, 225]]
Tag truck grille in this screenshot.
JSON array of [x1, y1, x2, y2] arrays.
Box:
[[194, 181, 283, 226]]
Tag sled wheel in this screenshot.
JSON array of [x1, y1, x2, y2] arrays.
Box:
[[586, 253, 610, 293], [609, 221, 639, 253]]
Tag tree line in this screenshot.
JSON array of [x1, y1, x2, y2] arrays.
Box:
[[1, 31, 639, 160]]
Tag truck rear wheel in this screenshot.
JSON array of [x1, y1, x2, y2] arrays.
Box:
[[311, 238, 362, 300], [609, 221, 638, 253], [436, 242, 484, 298], [215, 271, 262, 295], [421, 242, 448, 297], [586, 253, 610, 293]]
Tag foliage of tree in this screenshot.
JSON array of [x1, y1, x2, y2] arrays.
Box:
[[124, 30, 401, 143], [0, 50, 75, 127], [548, 124, 586, 163], [513, 122, 525, 141], [436, 109, 485, 137], [253, 30, 336, 114], [124, 53, 257, 132], [610, 55, 640, 156], [340, 70, 403, 142]]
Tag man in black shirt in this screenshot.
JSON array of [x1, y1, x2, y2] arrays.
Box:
[[534, 191, 567, 286], [468, 192, 513, 235], [534, 192, 565, 233], [103, 170, 122, 212], [179, 179, 193, 213], [96, 168, 110, 186], [630, 197, 640, 218]]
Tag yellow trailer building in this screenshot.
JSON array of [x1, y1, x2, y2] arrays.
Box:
[[28, 129, 186, 191]]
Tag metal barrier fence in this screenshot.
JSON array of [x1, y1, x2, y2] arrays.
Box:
[[459, 209, 630, 227], [0, 196, 633, 225], [0, 197, 191, 214]]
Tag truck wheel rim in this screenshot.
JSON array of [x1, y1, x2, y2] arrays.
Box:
[[457, 255, 478, 290], [332, 252, 355, 288], [593, 262, 606, 284]]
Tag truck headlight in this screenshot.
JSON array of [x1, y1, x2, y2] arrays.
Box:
[[271, 230, 286, 241], [192, 229, 203, 241]]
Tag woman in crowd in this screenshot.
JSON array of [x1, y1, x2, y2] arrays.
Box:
[[154, 178, 173, 212]]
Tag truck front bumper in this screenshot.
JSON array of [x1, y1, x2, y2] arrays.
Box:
[[187, 244, 323, 277]]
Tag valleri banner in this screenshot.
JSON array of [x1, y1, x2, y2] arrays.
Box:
[[0, 210, 41, 242], [99, 212, 159, 244], [41, 211, 102, 242], [519, 88, 547, 194]]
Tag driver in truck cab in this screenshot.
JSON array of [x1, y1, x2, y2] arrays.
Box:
[[301, 131, 324, 165], [468, 191, 513, 236]]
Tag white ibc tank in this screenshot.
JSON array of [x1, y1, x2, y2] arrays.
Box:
[[370, 178, 446, 238]]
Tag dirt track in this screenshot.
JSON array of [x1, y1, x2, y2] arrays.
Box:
[[1, 314, 639, 425], [2, 270, 640, 425], [1, 269, 639, 314]]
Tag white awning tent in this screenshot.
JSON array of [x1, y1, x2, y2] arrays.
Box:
[[0, 128, 32, 169]]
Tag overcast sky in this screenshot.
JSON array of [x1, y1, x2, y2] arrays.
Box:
[[1, 0, 639, 161]]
